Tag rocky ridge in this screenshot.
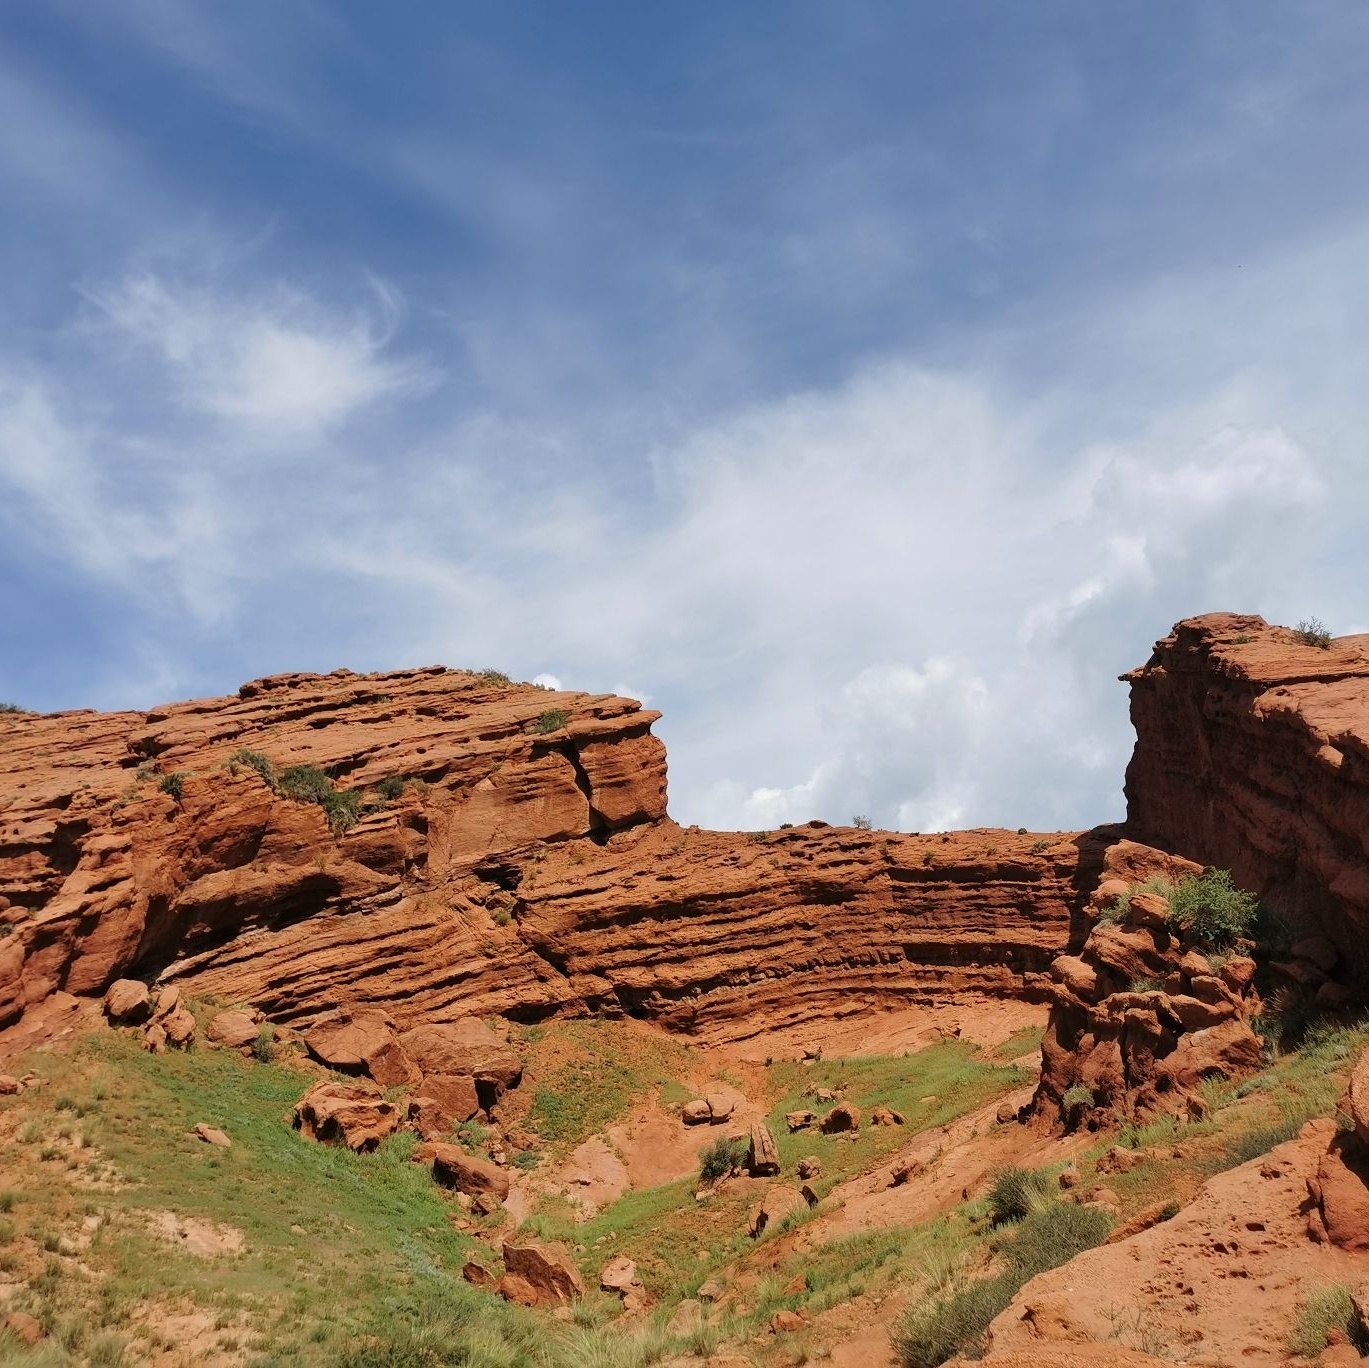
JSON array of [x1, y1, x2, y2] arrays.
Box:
[[0, 667, 1106, 1039]]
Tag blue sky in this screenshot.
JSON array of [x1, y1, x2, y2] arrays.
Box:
[[2, 3, 1367, 832]]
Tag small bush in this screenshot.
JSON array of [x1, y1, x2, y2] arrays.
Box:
[[158, 772, 185, 801], [478, 669, 511, 686], [278, 765, 363, 833], [0, 1190, 20, 1213], [0, 702, 24, 715], [229, 748, 278, 790], [1293, 617, 1333, 649], [376, 775, 409, 801], [892, 1271, 1014, 1368], [1061, 1084, 1094, 1112], [1287, 1284, 1367, 1357], [1168, 869, 1258, 949], [535, 709, 569, 734], [252, 1024, 275, 1064], [1129, 976, 1164, 993], [853, 815, 873, 830], [985, 1166, 1054, 1225], [1005, 1201, 1112, 1278], [491, 907, 512, 928], [699, 1136, 748, 1184]]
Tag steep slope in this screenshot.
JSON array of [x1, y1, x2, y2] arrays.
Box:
[[0, 668, 1106, 1039], [1123, 613, 1369, 973]]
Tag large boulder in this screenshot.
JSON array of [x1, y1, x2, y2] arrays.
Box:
[[293, 1080, 399, 1153], [104, 979, 151, 1024], [499, 1241, 584, 1306], [423, 1142, 510, 1199], [1349, 1048, 1369, 1149], [303, 1010, 417, 1087], [399, 1018, 522, 1099], [748, 1185, 807, 1238], [1310, 1134, 1369, 1251], [820, 1102, 860, 1134], [205, 1009, 260, 1049]]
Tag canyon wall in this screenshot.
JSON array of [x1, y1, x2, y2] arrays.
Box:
[[0, 667, 1106, 1040], [1123, 612, 1369, 973]]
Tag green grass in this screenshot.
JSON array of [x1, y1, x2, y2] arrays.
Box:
[[534, 709, 569, 734], [1287, 1284, 1366, 1357], [990, 1025, 1043, 1063]]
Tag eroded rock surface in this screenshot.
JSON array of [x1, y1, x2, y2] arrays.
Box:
[[0, 668, 1112, 1039], [1124, 613, 1369, 981]]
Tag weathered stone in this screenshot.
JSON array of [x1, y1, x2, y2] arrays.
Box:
[[747, 1123, 781, 1177], [293, 1079, 399, 1152], [599, 1254, 639, 1295], [205, 1009, 259, 1049], [796, 1155, 821, 1180], [104, 979, 151, 1024], [819, 1102, 860, 1134], [428, 1144, 510, 1199], [748, 1185, 806, 1237], [192, 1122, 231, 1147], [785, 1109, 816, 1132], [501, 1241, 584, 1305], [682, 1099, 712, 1125], [869, 1105, 904, 1126]]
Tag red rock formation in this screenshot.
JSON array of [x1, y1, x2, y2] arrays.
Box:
[[1124, 613, 1369, 976], [0, 667, 1115, 1039]]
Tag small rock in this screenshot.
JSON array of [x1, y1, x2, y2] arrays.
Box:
[[890, 1157, 924, 1187], [162, 1005, 197, 1049], [869, 1105, 904, 1127], [192, 1123, 231, 1147], [796, 1156, 822, 1180], [996, 1101, 1019, 1125], [771, 1308, 809, 1334], [785, 1109, 816, 1132], [1219, 956, 1258, 992], [1097, 1146, 1143, 1175], [748, 1185, 806, 1238], [705, 1093, 735, 1123], [0, 1074, 21, 1096], [599, 1254, 640, 1295], [697, 1277, 725, 1303], [462, 1261, 494, 1289], [682, 1099, 712, 1125], [500, 1240, 585, 1306], [1128, 890, 1171, 929], [143, 1022, 167, 1053], [1058, 1164, 1079, 1190]]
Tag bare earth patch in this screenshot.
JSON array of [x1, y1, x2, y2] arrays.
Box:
[[146, 1209, 246, 1258]]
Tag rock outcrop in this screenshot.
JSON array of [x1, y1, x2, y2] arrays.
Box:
[[1124, 613, 1369, 982], [0, 667, 1114, 1040], [1031, 840, 1262, 1129]]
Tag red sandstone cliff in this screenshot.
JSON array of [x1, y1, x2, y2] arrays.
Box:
[[1123, 612, 1369, 974], [0, 667, 1107, 1039]]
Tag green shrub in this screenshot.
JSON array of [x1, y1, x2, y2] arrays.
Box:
[[229, 748, 278, 790], [278, 765, 363, 833], [1293, 618, 1333, 649], [0, 1190, 19, 1213], [985, 1166, 1054, 1225], [252, 1025, 275, 1064], [535, 709, 569, 734], [478, 669, 511, 686], [158, 772, 185, 801], [376, 775, 409, 801], [893, 1202, 1110, 1368], [1061, 1084, 1094, 1112], [1287, 1284, 1367, 1357], [699, 1136, 748, 1184], [1129, 976, 1164, 993], [1004, 1200, 1112, 1278], [1168, 869, 1258, 949]]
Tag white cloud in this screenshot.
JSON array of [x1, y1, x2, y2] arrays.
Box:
[[83, 273, 435, 438]]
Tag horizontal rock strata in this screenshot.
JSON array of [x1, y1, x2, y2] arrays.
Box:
[[0, 666, 1111, 1038]]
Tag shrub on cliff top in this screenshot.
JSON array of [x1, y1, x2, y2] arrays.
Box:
[[229, 748, 279, 791], [0, 702, 25, 715], [278, 764, 363, 833], [1293, 617, 1333, 648], [535, 708, 568, 734]]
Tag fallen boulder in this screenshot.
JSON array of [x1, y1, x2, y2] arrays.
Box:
[[192, 1123, 231, 1147], [786, 1109, 816, 1132], [205, 1009, 259, 1050], [870, 1105, 904, 1126], [400, 1018, 522, 1102], [104, 979, 151, 1024], [682, 1099, 712, 1125], [293, 1079, 399, 1153], [303, 1010, 417, 1087], [820, 1102, 860, 1134], [599, 1254, 640, 1296], [427, 1143, 510, 1199], [500, 1240, 584, 1306], [748, 1185, 806, 1237], [747, 1123, 781, 1177]]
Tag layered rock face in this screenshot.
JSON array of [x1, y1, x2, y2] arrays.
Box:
[[1031, 840, 1262, 1129], [1124, 613, 1369, 977], [1, 667, 1106, 1038]]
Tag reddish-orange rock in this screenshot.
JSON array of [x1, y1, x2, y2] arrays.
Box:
[[499, 1240, 584, 1305], [205, 1009, 259, 1049], [104, 979, 151, 1024], [422, 1142, 510, 1199], [293, 1079, 399, 1153], [1124, 614, 1369, 980], [303, 1010, 417, 1087], [0, 666, 1145, 1041]]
